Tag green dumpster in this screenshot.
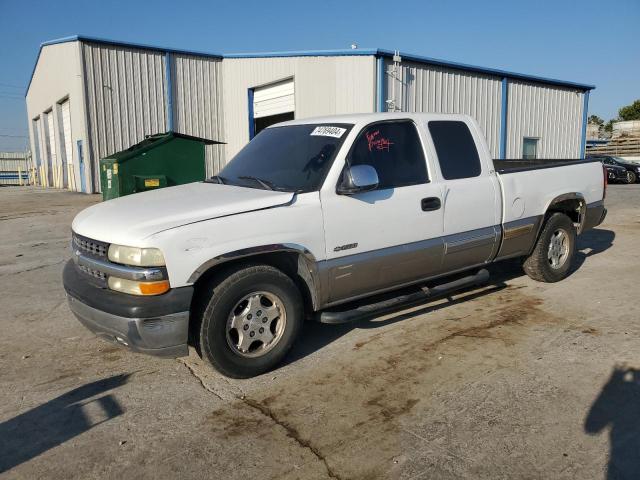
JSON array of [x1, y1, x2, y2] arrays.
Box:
[[99, 132, 222, 201]]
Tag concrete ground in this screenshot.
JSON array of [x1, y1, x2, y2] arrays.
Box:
[[0, 185, 639, 480]]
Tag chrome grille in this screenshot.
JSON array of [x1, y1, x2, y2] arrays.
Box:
[[78, 264, 107, 281], [73, 233, 108, 258]]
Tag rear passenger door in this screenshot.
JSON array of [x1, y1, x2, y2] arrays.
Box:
[[321, 120, 444, 304], [427, 120, 501, 273]]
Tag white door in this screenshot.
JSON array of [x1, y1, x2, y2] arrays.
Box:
[[60, 100, 73, 189], [426, 120, 501, 272], [253, 79, 295, 119], [321, 120, 444, 304]]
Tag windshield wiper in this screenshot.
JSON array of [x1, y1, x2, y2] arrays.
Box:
[[237, 175, 275, 191], [205, 175, 227, 185]]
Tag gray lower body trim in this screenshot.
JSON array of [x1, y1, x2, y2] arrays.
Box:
[[67, 294, 189, 357], [442, 226, 501, 272], [495, 215, 543, 260], [319, 237, 444, 305], [318, 225, 501, 307]]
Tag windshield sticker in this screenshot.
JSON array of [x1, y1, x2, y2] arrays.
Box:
[[366, 130, 394, 152], [310, 126, 347, 138]]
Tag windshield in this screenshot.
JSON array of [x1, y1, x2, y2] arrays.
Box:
[[216, 123, 353, 192]]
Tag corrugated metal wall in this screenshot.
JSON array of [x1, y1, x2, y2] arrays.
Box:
[[506, 80, 584, 158], [0, 152, 29, 185], [82, 42, 168, 190], [222, 55, 376, 160], [172, 54, 225, 176], [385, 59, 502, 158]]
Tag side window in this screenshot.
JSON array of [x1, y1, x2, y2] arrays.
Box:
[[348, 121, 428, 189], [428, 121, 481, 180]]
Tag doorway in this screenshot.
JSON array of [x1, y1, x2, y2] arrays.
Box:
[[251, 78, 295, 138]]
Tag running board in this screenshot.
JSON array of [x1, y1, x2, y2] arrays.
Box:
[[317, 269, 490, 325]]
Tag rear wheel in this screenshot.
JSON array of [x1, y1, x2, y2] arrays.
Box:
[[626, 170, 637, 184], [523, 212, 576, 283], [198, 264, 303, 378]]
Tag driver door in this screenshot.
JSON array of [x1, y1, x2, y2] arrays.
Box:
[[320, 120, 444, 305]]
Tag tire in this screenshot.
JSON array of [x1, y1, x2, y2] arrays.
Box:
[[198, 264, 303, 378], [626, 170, 637, 184], [523, 212, 576, 283]]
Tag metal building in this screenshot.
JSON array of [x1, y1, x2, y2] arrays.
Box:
[[0, 152, 30, 186], [26, 36, 595, 194]]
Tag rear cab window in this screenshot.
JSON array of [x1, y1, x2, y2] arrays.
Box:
[[347, 120, 428, 190], [428, 121, 481, 180]]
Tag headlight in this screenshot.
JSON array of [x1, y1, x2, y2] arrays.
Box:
[[108, 277, 170, 296], [108, 244, 165, 266]]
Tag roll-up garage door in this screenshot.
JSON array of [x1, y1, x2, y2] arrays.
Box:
[[253, 79, 295, 119], [45, 112, 57, 187], [60, 100, 74, 189]]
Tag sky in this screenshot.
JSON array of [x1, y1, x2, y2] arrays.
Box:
[[0, 0, 638, 152]]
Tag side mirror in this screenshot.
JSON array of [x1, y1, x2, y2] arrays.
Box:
[[337, 165, 379, 195]]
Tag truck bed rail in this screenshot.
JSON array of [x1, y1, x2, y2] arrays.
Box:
[[494, 158, 600, 174]]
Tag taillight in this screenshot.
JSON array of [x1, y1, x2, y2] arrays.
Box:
[[602, 165, 608, 200]]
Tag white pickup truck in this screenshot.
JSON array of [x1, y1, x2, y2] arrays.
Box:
[[64, 113, 607, 378]]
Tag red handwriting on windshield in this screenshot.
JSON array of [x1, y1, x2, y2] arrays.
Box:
[[366, 130, 394, 152]]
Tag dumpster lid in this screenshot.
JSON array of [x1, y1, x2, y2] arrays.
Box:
[[144, 131, 225, 145], [104, 131, 224, 162]]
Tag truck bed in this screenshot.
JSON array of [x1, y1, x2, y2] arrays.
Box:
[[494, 158, 605, 226]]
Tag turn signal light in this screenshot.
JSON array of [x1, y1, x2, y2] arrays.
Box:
[[108, 277, 170, 296]]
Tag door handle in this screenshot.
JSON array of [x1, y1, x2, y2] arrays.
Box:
[[421, 197, 441, 211]]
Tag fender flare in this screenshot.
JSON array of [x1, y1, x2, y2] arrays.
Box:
[[544, 192, 587, 233], [187, 243, 323, 310]]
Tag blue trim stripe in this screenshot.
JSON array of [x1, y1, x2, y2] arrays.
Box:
[[44, 35, 224, 59], [0, 172, 29, 179], [580, 90, 590, 159], [499, 77, 508, 159], [376, 56, 385, 112], [247, 89, 255, 140], [165, 52, 174, 131], [225, 48, 379, 59], [27, 36, 596, 96]]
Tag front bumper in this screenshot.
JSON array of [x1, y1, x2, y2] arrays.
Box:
[[63, 260, 193, 357]]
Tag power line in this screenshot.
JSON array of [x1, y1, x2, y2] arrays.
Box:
[[0, 134, 28, 138]]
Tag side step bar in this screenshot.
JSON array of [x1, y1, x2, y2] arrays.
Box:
[[317, 269, 490, 325]]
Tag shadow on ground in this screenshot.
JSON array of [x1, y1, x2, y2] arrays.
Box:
[[571, 228, 616, 275], [585, 365, 640, 479], [287, 227, 615, 365], [0, 374, 130, 474]]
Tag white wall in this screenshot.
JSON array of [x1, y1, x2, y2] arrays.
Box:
[[222, 55, 376, 160], [26, 41, 88, 191]]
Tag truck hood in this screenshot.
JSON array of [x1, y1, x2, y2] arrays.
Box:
[[72, 182, 294, 245]]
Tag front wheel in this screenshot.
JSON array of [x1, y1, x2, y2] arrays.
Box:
[[523, 212, 576, 283], [198, 264, 303, 378], [626, 170, 637, 184]]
